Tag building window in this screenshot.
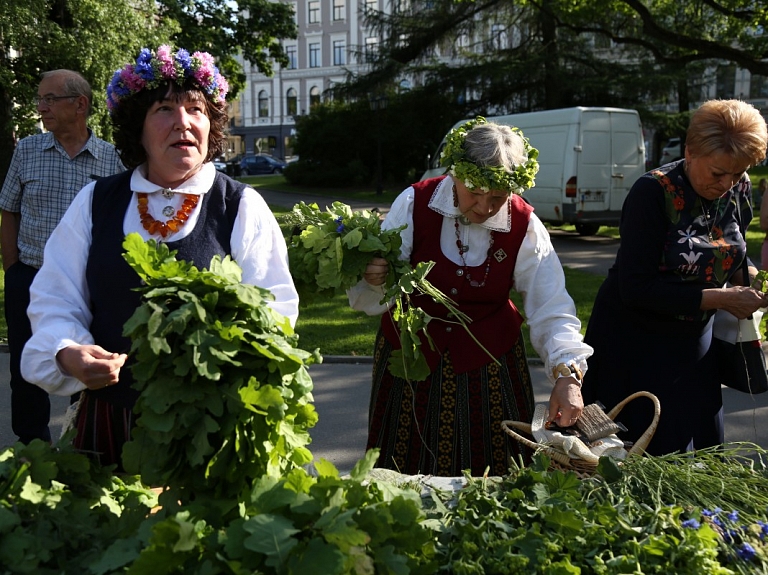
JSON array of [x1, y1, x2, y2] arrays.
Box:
[[309, 42, 321, 68], [286, 45, 297, 70], [286, 88, 297, 117], [365, 37, 378, 62], [308, 0, 320, 24], [365, 0, 377, 10], [750, 74, 768, 99], [716, 65, 736, 99], [491, 24, 507, 50], [333, 0, 345, 20], [310, 86, 321, 108], [333, 39, 346, 66], [258, 90, 269, 117]]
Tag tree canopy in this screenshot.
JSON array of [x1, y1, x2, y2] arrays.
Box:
[[340, 0, 768, 118], [0, 0, 296, 180]]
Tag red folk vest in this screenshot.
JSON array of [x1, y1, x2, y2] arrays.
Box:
[[381, 176, 532, 374]]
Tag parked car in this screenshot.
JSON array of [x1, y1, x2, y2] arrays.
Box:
[[660, 137, 682, 164], [213, 160, 227, 172], [240, 154, 287, 175]]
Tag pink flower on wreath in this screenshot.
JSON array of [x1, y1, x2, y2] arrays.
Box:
[[156, 45, 177, 78], [193, 51, 215, 68], [121, 66, 146, 92]]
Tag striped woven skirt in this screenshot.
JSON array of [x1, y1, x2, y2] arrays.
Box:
[[367, 330, 535, 477], [71, 392, 134, 471]]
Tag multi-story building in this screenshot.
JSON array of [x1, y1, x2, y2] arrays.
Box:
[[230, 0, 385, 160], [228, 2, 768, 163]]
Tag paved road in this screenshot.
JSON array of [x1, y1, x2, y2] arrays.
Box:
[[2, 185, 767, 474]]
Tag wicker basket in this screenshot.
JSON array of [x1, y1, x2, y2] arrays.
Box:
[[501, 391, 661, 478]]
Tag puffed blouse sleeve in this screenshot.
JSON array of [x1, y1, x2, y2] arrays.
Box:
[[347, 187, 415, 314], [230, 187, 299, 326], [512, 212, 593, 383]]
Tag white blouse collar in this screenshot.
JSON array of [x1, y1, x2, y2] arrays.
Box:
[[130, 162, 216, 196], [427, 175, 512, 232]]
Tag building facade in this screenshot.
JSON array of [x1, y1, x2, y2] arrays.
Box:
[[230, 0, 384, 160], [229, 2, 768, 164]]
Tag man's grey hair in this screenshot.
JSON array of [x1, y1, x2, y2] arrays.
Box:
[[42, 69, 94, 117]]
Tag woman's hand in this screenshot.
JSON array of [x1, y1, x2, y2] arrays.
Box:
[[548, 377, 584, 427], [703, 285, 768, 319], [363, 256, 389, 286], [56, 345, 128, 390]]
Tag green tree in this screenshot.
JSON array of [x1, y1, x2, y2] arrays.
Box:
[[344, 0, 768, 116], [0, 0, 175, 178], [0, 0, 297, 182], [156, 0, 297, 98], [286, 90, 457, 189]]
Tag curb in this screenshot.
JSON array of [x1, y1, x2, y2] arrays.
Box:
[[320, 355, 545, 366]]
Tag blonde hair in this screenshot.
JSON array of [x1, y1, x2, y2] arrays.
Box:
[[686, 99, 768, 167]]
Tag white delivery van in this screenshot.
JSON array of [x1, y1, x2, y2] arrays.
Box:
[[421, 107, 646, 235]]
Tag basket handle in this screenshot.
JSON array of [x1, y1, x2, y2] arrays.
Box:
[[500, 420, 575, 467], [605, 391, 661, 456]]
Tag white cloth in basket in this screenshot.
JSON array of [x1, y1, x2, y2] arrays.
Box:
[[530, 403, 627, 463]]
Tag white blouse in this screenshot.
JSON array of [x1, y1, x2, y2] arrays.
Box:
[[348, 175, 593, 383], [21, 162, 299, 395]]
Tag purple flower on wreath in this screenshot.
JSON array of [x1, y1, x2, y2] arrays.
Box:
[[727, 510, 739, 522], [335, 216, 345, 233], [681, 519, 700, 529]]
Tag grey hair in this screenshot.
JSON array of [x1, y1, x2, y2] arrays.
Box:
[[463, 122, 527, 170], [41, 69, 94, 117]]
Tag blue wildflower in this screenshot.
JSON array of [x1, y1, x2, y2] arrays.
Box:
[[702, 508, 717, 517], [682, 519, 700, 529], [335, 216, 344, 233], [727, 510, 739, 522], [176, 48, 192, 72], [737, 542, 757, 561]]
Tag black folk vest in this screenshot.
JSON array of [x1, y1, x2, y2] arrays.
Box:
[[84, 169, 244, 407]]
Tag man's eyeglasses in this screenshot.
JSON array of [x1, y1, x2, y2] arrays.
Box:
[[35, 95, 76, 107]]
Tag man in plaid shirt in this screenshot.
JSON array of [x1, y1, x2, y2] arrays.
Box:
[[0, 70, 124, 443]]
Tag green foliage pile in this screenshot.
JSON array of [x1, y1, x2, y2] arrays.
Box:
[[0, 437, 159, 573], [425, 455, 730, 574], [282, 202, 493, 381], [120, 234, 320, 516], [4, 235, 768, 573]]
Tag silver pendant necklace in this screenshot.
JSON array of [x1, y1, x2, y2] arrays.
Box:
[[701, 197, 718, 242]]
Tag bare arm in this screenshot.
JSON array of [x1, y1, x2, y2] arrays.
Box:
[[0, 210, 20, 270]]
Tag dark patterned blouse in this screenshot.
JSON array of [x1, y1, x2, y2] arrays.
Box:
[[609, 159, 752, 328]]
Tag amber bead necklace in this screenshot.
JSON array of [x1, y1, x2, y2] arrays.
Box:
[[137, 191, 200, 238]]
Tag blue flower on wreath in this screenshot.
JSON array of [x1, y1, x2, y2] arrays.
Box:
[[681, 518, 700, 529], [335, 216, 345, 233]]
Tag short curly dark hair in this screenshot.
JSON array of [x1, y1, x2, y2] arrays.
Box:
[[111, 81, 228, 169]]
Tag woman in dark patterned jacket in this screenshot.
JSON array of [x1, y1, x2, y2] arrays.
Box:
[[582, 99, 768, 455]]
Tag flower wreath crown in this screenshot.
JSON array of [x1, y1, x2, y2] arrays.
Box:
[[440, 116, 539, 195], [106, 45, 229, 116]]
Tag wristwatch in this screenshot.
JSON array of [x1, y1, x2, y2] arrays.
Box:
[[552, 362, 583, 387]]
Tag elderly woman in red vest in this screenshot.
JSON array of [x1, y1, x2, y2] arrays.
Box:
[[349, 117, 592, 477]]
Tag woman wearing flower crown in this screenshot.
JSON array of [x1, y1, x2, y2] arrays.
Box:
[[348, 117, 593, 476], [19, 46, 299, 468]]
